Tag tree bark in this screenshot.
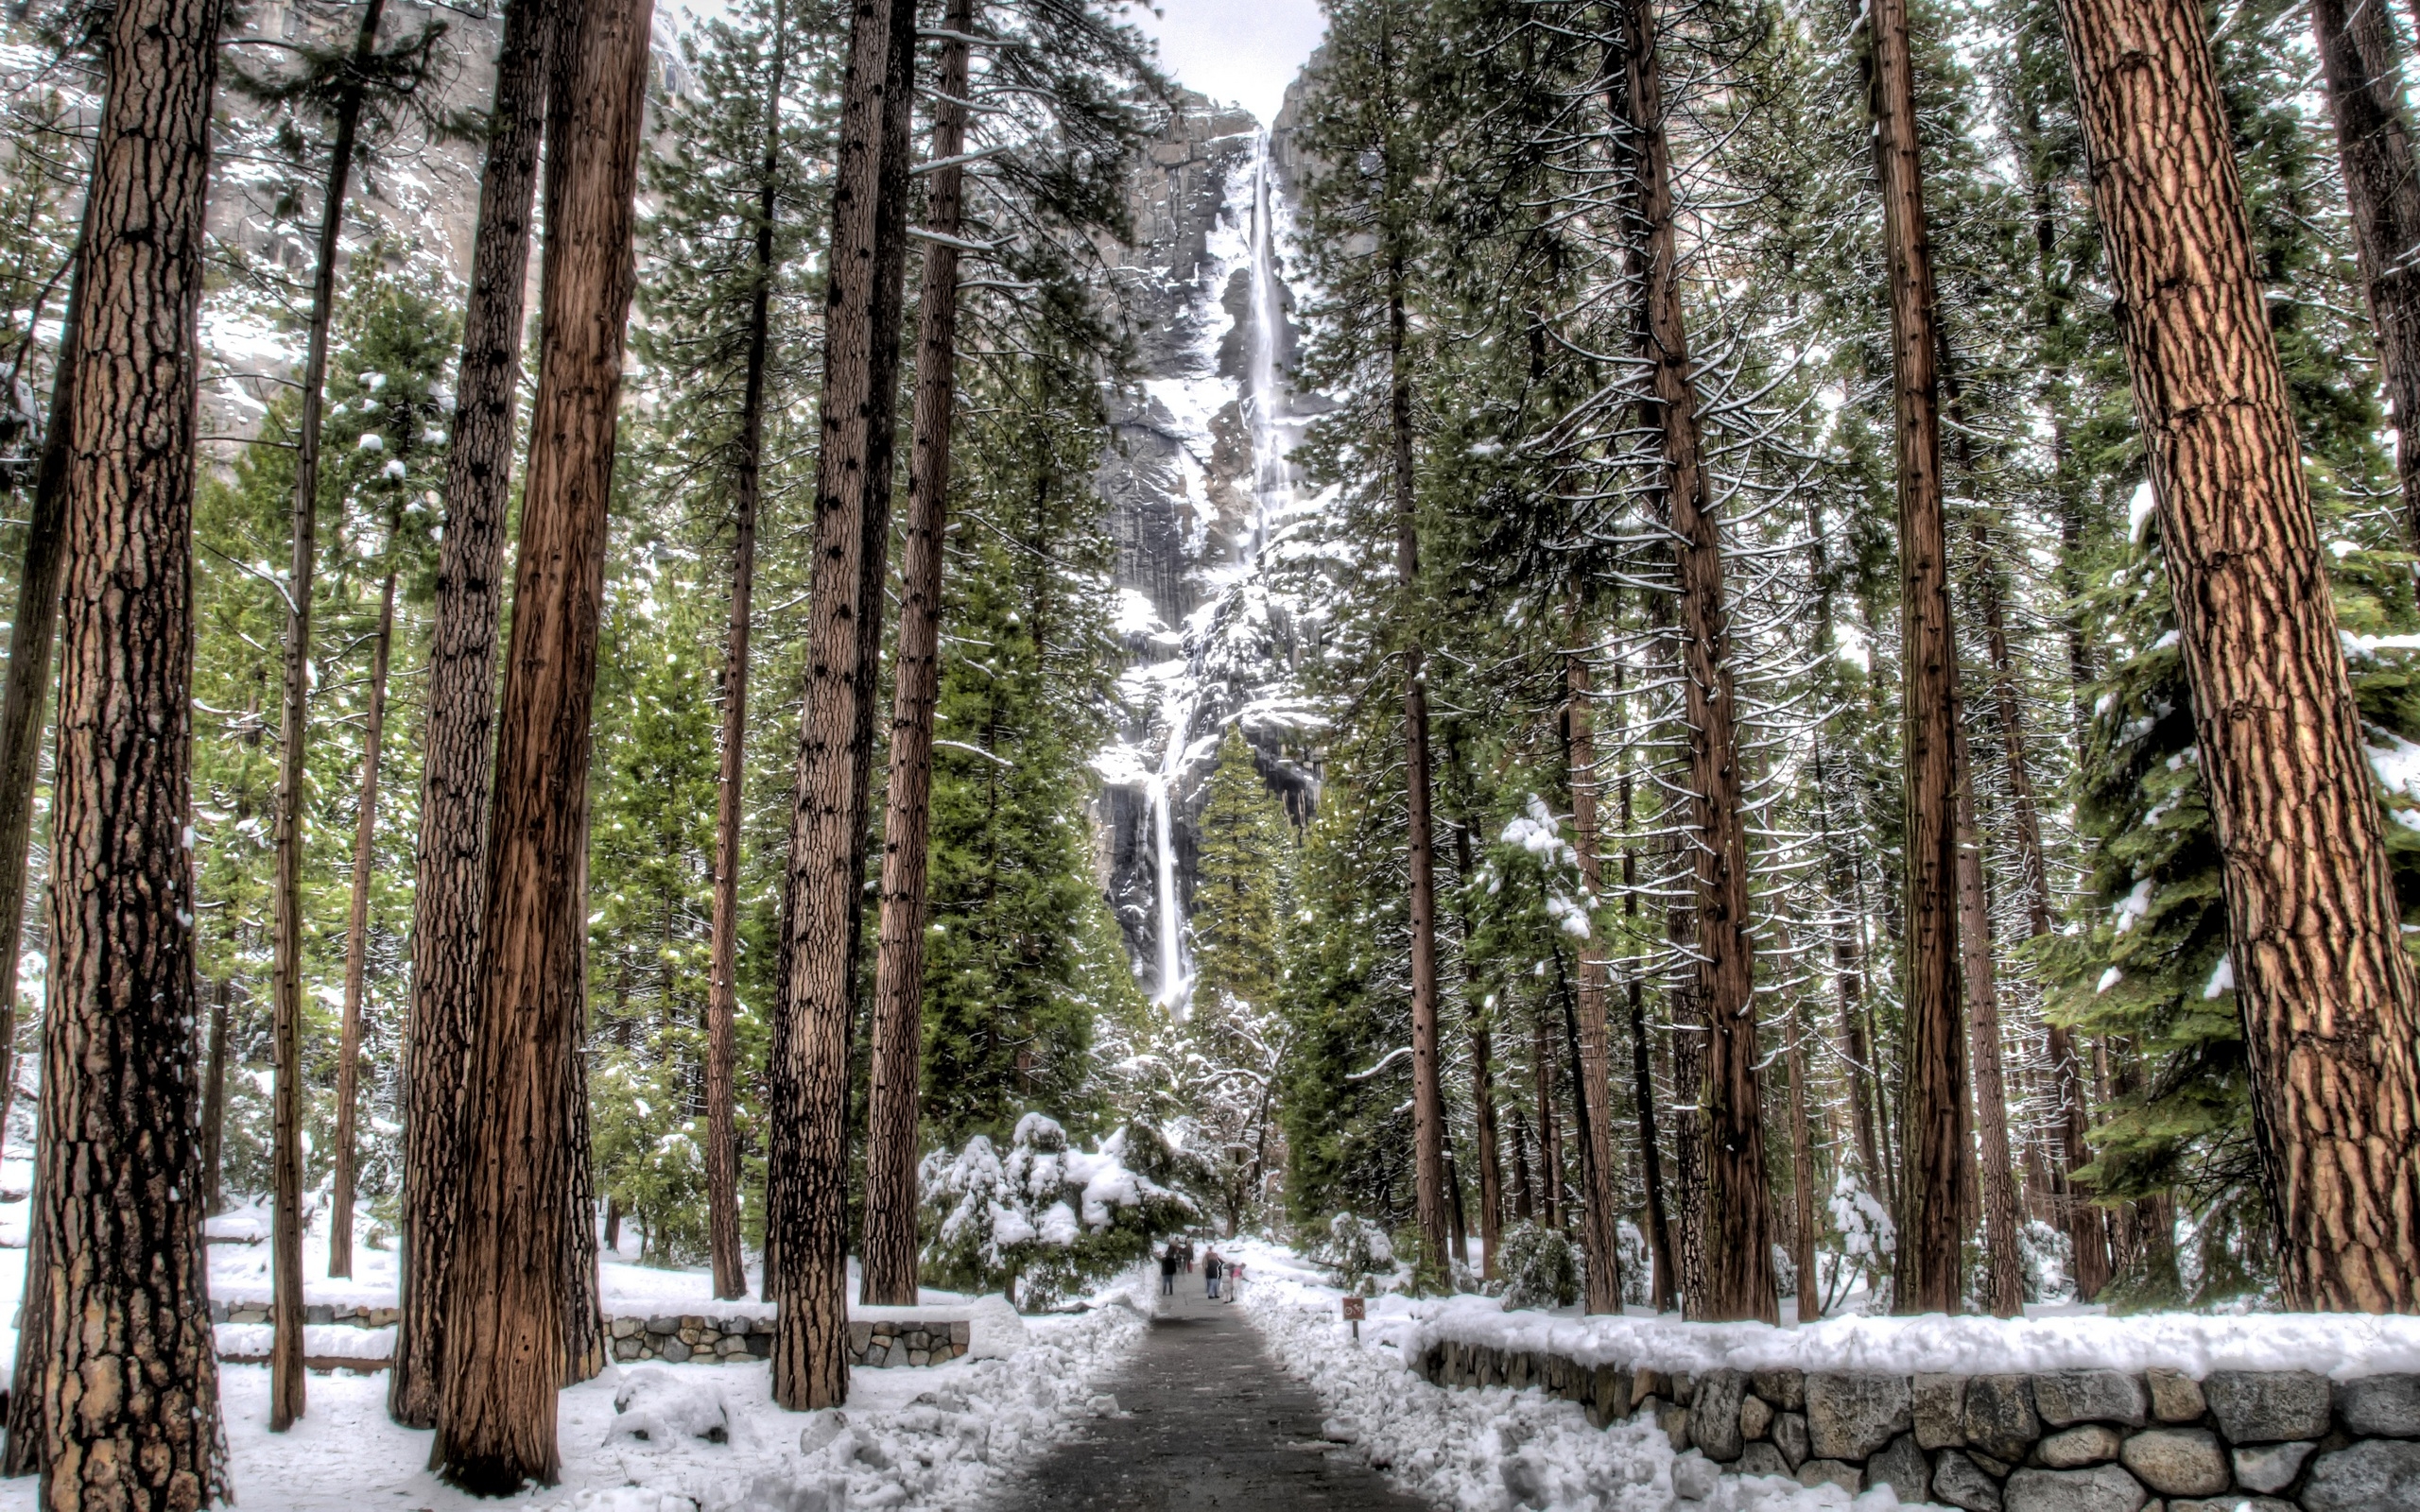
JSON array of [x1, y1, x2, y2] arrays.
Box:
[[769, 0, 918, 1410], [1564, 602, 1623, 1312], [267, 0, 390, 1428], [1388, 253, 1449, 1279], [392, 0, 558, 1431], [1954, 738, 2025, 1317], [1533, 1009, 1562, 1230], [203, 978, 231, 1215], [329, 528, 400, 1281], [0, 198, 84, 1163], [2308, 0, 2420, 547], [703, 0, 792, 1309], [863, 0, 976, 1309], [1616, 0, 1772, 1324], [20, 0, 227, 1489], [1864, 0, 1973, 1317], [431, 0, 651, 1485], [2056, 0, 2420, 1311], [1786, 991, 1820, 1323], [1471, 1018, 1503, 1279], [1616, 653, 1677, 1313]]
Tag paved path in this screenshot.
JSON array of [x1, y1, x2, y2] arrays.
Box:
[[989, 1274, 1435, 1512]]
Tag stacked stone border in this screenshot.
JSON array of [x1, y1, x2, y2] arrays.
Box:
[[1416, 1336, 2420, 1510], [207, 1302, 974, 1371]]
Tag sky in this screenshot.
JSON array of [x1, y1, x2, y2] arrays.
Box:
[[1127, 0, 1329, 127]]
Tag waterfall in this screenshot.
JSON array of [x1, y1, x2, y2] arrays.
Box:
[[1145, 128, 1299, 1017]]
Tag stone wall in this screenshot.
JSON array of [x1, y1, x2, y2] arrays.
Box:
[[209, 1306, 974, 1372], [211, 1299, 398, 1329], [1416, 1337, 2420, 1511]]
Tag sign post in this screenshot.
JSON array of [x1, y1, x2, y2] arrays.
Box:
[[1341, 1294, 1365, 1343]]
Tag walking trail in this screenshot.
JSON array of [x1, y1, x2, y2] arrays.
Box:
[[989, 1271, 1436, 1511]]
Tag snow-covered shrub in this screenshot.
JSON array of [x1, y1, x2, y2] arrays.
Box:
[[920, 1113, 1191, 1311], [1307, 1211, 1395, 1294], [1492, 1220, 1581, 1310], [1617, 1219, 1654, 1306], [609, 1366, 730, 1443]]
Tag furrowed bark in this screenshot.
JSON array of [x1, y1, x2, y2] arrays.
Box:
[[0, 199, 84, 1162], [863, 0, 977, 1309], [1864, 0, 1972, 1316], [704, 0, 791, 1308], [2056, 0, 2420, 1311], [769, 0, 919, 1409], [392, 0, 558, 1431], [2308, 0, 2420, 548], [1616, 0, 1772, 1323], [1616, 649, 1677, 1313], [1786, 991, 1820, 1324], [268, 0, 390, 1427], [330, 526, 401, 1281], [432, 0, 651, 1485], [1564, 599, 1623, 1314], [23, 0, 228, 1491], [202, 978, 231, 1215], [1954, 737, 2025, 1318]]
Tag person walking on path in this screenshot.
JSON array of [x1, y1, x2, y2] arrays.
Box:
[[1204, 1248, 1223, 1300], [1229, 1261, 1243, 1302], [1159, 1245, 1179, 1297]]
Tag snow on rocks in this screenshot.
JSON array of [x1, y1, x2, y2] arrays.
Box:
[[609, 1368, 733, 1444], [1228, 1242, 1920, 1512]]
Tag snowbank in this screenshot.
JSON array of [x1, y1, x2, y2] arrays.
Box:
[[1228, 1241, 1917, 1512], [216, 1323, 396, 1362], [1379, 1292, 2420, 1382]]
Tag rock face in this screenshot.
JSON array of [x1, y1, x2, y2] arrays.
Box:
[[1088, 88, 1328, 993], [1807, 1372, 1913, 1461]]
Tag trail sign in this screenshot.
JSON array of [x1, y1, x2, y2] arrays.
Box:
[[1340, 1297, 1366, 1320]]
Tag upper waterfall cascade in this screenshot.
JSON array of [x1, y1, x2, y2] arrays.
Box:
[[1093, 103, 1329, 1013]]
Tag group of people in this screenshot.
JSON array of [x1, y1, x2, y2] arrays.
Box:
[[1156, 1238, 1243, 1302]]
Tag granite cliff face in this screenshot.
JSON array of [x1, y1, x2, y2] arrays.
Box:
[[1090, 89, 1329, 1007]]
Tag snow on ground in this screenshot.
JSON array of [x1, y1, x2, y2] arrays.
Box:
[[1225, 1241, 1931, 1512], [1374, 1285, 2420, 1383], [0, 1268, 1153, 1512]]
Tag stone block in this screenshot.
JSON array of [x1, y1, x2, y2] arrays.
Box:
[[908, 1350, 928, 1366], [2169, 1501, 2294, 1512], [1736, 1443, 1790, 1478], [2300, 1437, 2420, 1512], [865, 1343, 891, 1367], [1631, 1371, 1666, 1411], [303, 1304, 334, 1326], [1966, 1375, 2044, 1464], [2230, 1439, 2314, 1494], [2340, 1374, 2420, 1438], [610, 1316, 640, 1339], [1797, 1460, 1861, 1495], [1752, 1368, 1807, 1411], [613, 1336, 644, 1362], [2118, 1428, 2228, 1498], [1657, 1401, 1689, 1452], [2038, 1425, 2122, 1468], [2034, 1372, 2148, 1429], [951, 1320, 970, 1344], [1739, 1392, 1772, 1443], [1917, 1374, 1969, 1449], [2003, 1464, 2147, 1512], [1772, 1411, 1810, 1469], [1807, 1372, 1913, 1461], [1933, 1449, 2007, 1512], [660, 1338, 691, 1364], [2144, 1369, 2204, 1424], [1671, 1372, 1696, 1405], [1672, 1452, 1718, 1503], [1692, 1369, 1745, 1461], [1869, 1432, 1931, 1505], [209, 1300, 229, 1323], [848, 1322, 874, 1351], [717, 1335, 748, 1358], [645, 1315, 677, 1336], [2204, 1369, 2331, 1445]]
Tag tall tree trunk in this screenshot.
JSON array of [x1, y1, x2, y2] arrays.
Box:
[[1617, 653, 1677, 1313], [203, 978, 231, 1215], [704, 0, 791, 1309], [561, 1043, 603, 1384], [329, 529, 400, 1280], [392, 0, 559, 1431], [1534, 1010, 1562, 1229], [1390, 257, 1449, 1277], [1510, 1103, 1534, 1222], [19, 0, 227, 1488], [432, 0, 650, 1485], [769, 0, 918, 1410], [1564, 598, 1623, 1313], [268, 0, 390, 1428], [1616, 0, 1772, 1324], [2056, 0, 2420, 1311], [1954, 741, 2025, 1317], [1471, 1017, 1503, 1278], [2308, 0, 2420, 547], [1865, 0, 1972, 1317], [1786, 991, 1820, 1323], [1974, 514, 2108, 1297], [0, 198, 84, 1163], [864, 0, 975, 1309]]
